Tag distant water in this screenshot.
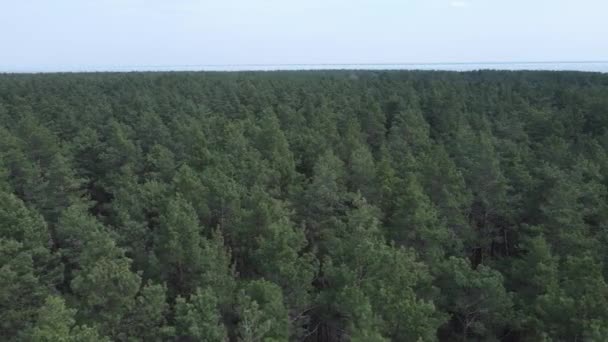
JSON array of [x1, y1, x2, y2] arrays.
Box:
[[3, 61, 608, 73]]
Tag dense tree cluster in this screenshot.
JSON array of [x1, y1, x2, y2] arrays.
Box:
[[1, 70, 608, 341]]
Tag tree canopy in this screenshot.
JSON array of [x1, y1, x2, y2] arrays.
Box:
[[1, 70, 608, 341]]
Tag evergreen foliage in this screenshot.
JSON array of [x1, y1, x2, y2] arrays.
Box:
[[1, 70, 607, 341]]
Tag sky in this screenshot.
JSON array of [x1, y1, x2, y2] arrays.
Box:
[[1, 0, 607, 71]]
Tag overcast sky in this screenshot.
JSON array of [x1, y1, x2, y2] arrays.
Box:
[[1, 0, 607, 71]]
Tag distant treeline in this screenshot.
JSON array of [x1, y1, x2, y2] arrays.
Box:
[[1, 70, 608, 341]]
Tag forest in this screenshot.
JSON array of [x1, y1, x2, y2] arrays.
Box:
[[1, 70, 608, 341]]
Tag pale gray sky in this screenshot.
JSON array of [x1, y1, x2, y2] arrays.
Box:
[[1, 0, 607, 71]]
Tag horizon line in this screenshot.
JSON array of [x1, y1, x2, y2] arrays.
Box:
[[2, 60, 608, 74]]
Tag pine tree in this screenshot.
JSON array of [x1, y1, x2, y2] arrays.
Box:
[[236, 280, 289, 342], [436, 257, 513, 341], [27, 296, 108, 342], [154, 196, 204, 296], [55, 205, 141, 338], [175, 287, 228, 342], [385, 173, 452, 262]]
